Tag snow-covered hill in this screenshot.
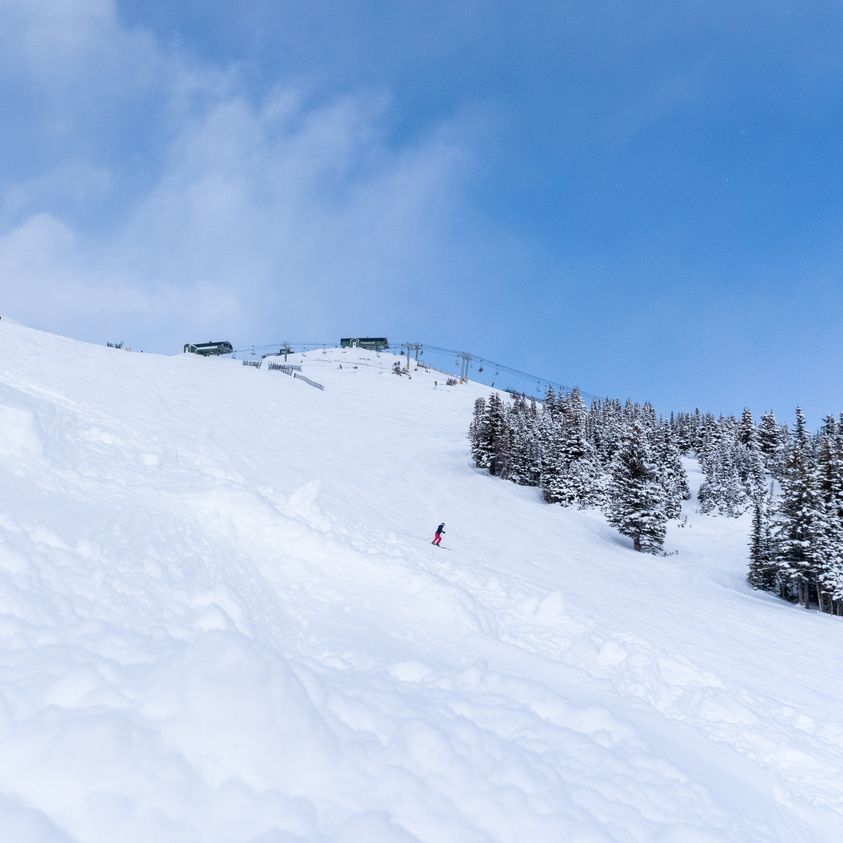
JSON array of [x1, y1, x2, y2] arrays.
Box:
[[0, 319, 841, 843]]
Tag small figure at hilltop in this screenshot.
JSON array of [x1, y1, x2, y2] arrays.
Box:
[[432, 523, 445, 546]]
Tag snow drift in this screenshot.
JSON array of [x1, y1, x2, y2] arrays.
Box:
[[0, 319, 841, 842]]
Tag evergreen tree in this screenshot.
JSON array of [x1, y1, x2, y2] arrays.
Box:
[[814, 416, 843, 612], [697, 413, 720, 473], [699, 437, 746, 517], [607, 420, 668, 554], [747, 492, 776, 590], [537, 399, 563, 502], [543, 386, 562, 421], [539, 428, 565, 504], [690, 408, 703, 452], [507, 399, 542, 486], [468, 398, 488, 468], [816, 416, 843, 522], [771, 408, 821, 606], [737, 408, 756, 448], [506, 402, 531, 485], [741, 443, 768, 503], [758, 410, 785, 475], [654, 423, 689, 520], [470, 393, 510, 476], [555, 386, 597, 507], [596, 399, 623, 467], [486, 392, 511, 477], [673, 412, 693, 455]]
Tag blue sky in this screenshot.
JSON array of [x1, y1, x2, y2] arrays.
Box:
[[2, 1, 842, 424]]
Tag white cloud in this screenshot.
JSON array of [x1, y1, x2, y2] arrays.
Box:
[[1, 0, 151, 82], [0, 2, 489, 350], [0, 161, 113, 224], [0, 213, 246, 342]]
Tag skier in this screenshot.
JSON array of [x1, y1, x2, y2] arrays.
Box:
[[432, 523, 445, 546]]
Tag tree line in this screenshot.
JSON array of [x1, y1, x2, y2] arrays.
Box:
[[468, 391, 843, 616], [468, 388, 689, 555], [746, 410, 843, 614]]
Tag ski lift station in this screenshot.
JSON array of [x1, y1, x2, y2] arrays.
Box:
[[183, 341, 234, 356], [340, 337, 389, 351]]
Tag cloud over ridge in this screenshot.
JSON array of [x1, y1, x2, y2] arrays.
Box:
[[1, 0, 483, 350]]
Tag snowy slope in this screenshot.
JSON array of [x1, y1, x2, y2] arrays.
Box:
[[0, 319, 841, 843]]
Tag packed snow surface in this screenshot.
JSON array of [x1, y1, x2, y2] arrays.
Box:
[[0, 320, 841, 842]]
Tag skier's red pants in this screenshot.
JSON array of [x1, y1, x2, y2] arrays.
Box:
[[432, 533, 442, 545]]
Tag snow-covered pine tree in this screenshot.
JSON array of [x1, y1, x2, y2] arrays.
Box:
[[720, 445, 746, 517], [758, 410, 785, 476], [814, 416, 843, 612], [507, 399, 539, 486], [638, 402, 658, 440], [697, 413, 721, 475], [539, 402, 564, 503], [595, 398, 623, 468], [486, 392, 511, 477], [833, 413, 843, 607], [554, 386, 597, 507], [771, 407, 821, 606], [469, 397, 488, 468], [741, 442, 768, 504], [824, 563, 843, 616], [539, 425, 565, 504], [526, 431, 544, 488], [697, 417, 750, 517], [672, 412, 693, 455], [732, 412, 766, 502], [523, 396, 543, 486], [737, 408, 756, 448], [607, 419, 668, 554], [653, 423, 689, 520], [588, 400, 605, 462], [810, 497, 841, 613], [720, 414, 739, 448], [543, 386, 561, 421], [747, 492, 776, 591], [469, 393, 511, 476], [816, 416, 843, 523], [690, 408, 703, 452]]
